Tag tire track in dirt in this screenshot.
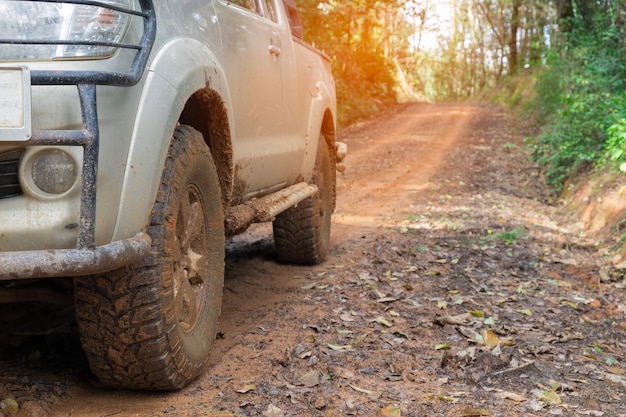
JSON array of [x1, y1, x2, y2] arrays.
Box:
[[333, 103, 475, 237]]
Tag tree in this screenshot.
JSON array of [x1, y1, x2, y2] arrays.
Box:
[[297, 0, 412, 125], [555, 0, 574, 33]]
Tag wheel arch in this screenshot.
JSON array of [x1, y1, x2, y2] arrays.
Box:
[[302, 81, 336, 179], [320, 107, 336, 156], [179, 89, 234, 209], [112, 38, 234, 241], [320, 108, 337, 210], [307, 80, 336, 210]]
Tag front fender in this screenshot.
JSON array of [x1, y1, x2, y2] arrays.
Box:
[[111, 38, 233, 241]]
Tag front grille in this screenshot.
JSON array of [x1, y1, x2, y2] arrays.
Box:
[[0, 150, 23, 199]]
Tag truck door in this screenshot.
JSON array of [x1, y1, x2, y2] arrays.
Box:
[[215, 0, 301, 201]]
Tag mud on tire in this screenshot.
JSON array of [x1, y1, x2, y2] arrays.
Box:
[[74, 125, 225, 390], [273, 134, 335, 264]]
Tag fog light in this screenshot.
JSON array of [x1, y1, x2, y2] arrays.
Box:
[[32, 150, 78, 194]]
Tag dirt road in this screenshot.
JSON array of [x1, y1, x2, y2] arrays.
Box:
[[2, 103, 625, 417]]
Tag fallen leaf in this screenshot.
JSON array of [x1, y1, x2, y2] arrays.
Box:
[[606, 365, 626, 376], [378, 405, 401, 417], [0, 398, 18, 416], [262, 404, 285, 417], [457, 346, 477, 360], [349, 383, 382, 399], [437, 300, 448, 309], [394, 331, 410, 339], [600, 269, 611, 282], [481, 329, 500, 349], [494, 390, 527, 402], [538, 390, 561, 405], [574, 295, 593, 304], [298, 370, 320, 387], [604, 372, 626, 388], [340, 312, 355, 322], [436, 394, 456, 403], [554, 258, 578, 266], [236, 384, 256, 394], [460, 408, 492, 416], [434, 313, 473, 326], [456, 325, 479, 341], [328, 343, 352, 351], [435, 343, 451, 350], [517, 309, 533, 316], [375, 316, 393, 327]]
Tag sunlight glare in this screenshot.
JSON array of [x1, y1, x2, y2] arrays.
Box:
[[405, 0, 454, 51]]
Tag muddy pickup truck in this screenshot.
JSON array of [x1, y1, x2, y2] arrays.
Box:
[[0, 0, 339, 390]]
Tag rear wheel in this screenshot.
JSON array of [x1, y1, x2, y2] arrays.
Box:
[[74, 125, 224, 390], [273, 135, 335, 264]]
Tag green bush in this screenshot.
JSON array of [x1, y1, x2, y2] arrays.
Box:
[[604, 118, 626, 171], [529, 17, 626, 192]]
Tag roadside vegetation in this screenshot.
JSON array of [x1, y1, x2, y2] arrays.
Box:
[[297, 0, 626, 195], [529, 1, 626, 193]]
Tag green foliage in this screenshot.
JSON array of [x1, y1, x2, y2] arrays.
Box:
[[604, 118, 626, 171], [488, 227, 528, 244], [529, 91, 626, 190], [333, 48, 397, 127], [483, 72, 538, 111], [528, 4, 626, 192], [296, 0, 404, 127]]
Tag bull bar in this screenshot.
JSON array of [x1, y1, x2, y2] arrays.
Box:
[[0, 0, 157, 280]]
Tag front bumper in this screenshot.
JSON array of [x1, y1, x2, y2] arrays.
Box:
[[0, 233, 151, 280], [0, 0, 156, 280]]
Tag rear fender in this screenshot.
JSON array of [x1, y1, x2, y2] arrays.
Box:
[[302, 81, 335, 180]]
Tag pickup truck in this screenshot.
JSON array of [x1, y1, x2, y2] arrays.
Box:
[[0, 0, 339, 390]]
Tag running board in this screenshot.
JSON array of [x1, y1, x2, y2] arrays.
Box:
[[225, 182, 318, 236]]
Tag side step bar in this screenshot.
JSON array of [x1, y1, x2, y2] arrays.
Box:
[[225, 182, 318, 236]]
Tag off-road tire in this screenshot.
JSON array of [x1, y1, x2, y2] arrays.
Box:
[[74, 125, 225, 390], [273, 135, 335, 264]]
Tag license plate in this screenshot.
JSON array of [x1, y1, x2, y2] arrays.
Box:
[[0, 66, 31, 141]]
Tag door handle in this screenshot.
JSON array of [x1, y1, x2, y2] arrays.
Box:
[[269, 44, 281, 57]]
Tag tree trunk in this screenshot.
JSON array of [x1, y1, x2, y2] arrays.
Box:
[[508, 0, 521, 75], [575, 0, 596, 31], [555, 0, 574, 33]]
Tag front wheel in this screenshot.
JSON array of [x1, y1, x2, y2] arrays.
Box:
[[74, 125, 225, 390], [273, 135, 335, 264]]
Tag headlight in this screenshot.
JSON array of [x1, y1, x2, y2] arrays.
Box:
[[0, 1, 134, 61], [20, 147, 82, 198], [31, 149, 78, 195]]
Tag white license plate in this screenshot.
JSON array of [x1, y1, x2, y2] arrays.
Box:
[[0, 66, 31, 141]]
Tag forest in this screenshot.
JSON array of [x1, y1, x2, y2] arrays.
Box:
[[296, 0, 626, 193]]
